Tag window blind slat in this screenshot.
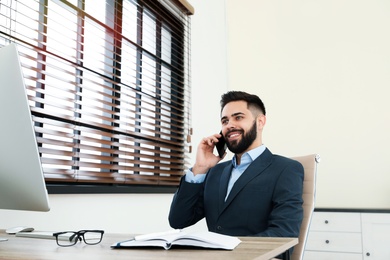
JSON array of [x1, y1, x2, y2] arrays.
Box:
[[1, 0, 192, 190]]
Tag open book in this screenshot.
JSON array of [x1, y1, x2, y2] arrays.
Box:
[[111, 230, 241, 250]]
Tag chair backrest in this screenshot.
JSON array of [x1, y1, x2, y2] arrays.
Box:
[[290, 154, 320, 260]]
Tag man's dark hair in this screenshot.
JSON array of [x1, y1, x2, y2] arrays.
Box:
[[220, 91, 266, 115]]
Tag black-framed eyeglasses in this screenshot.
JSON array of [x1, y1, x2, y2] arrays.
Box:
[[53, 230, 104, 247]]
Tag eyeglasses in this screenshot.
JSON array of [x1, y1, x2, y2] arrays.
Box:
[[53, 230, 104, 247]]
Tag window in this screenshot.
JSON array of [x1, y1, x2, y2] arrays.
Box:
[[0, 0, 193, 193]]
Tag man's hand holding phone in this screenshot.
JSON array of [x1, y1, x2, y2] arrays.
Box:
[[192, 132, 227, 175]]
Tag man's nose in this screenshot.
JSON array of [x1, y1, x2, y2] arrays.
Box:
[[225, 121, 237, 130]]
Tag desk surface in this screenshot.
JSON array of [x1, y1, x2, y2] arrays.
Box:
[[0, 230, 297, 260]]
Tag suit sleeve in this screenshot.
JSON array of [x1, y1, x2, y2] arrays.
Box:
[[168, 176, 206, 229], [255, 160, 304, 237]]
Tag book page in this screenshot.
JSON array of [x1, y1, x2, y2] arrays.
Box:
[[115, 238, 171, 249], [134, 229, 180, 241], [112, 230, 182, 249], [112, 230, 241, 250], [171, 231, 241, 250]]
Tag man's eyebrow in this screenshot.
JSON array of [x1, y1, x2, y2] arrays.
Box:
[[220, 112, 245, 121]]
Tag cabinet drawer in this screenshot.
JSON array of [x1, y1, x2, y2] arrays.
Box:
[[306, 231, 362, 253], [311, 212, 361, 232], [304, 251, 363, 260]]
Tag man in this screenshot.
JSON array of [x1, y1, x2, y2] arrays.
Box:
[[169, 91, 304, 239]]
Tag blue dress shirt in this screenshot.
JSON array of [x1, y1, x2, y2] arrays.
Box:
[[185, 144, 266, 201]]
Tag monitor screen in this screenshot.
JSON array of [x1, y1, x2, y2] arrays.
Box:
[[0, 43, 50, 212]]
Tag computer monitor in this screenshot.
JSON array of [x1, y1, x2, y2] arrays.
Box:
[[0, 43, 50, 212]]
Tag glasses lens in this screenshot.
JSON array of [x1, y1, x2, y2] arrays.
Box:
[[83, 231, 103, 245], [56, 232, 79, 247]]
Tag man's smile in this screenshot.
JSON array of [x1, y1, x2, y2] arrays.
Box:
[[226, 130, 242, 141]]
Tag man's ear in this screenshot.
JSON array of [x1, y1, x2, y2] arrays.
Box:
[[257, 114, 266, 130]]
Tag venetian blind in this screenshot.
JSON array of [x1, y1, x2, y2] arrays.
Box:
[[0, 0, 193, 190]]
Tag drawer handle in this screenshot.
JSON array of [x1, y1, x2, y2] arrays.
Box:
[[324, 220, 329, 224], [325, 240, 330, 244], [366, 252, 370, 256]]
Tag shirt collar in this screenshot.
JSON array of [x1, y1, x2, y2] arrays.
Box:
[[232, 144, 266, 168]]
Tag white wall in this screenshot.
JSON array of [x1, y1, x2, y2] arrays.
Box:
[[226, 0, 390, 209], [1, 0, 228, 233], [4, 0, 389, 234]]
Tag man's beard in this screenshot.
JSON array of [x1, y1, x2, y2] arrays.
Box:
[[226, 120, 257, 154]]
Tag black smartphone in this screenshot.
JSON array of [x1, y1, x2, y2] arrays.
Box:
[[215, 131, 227, 158]]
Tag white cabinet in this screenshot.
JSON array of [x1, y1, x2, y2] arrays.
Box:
[[304, 211, 390, 260], [306, 231, 362, 253], [309, 212, 361, 232], [305, 212, 362, 259], [304, 251, 362, 260], [361, 213, 390, 259]]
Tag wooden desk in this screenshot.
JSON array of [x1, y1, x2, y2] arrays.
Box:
[[0, 230, 297, 260]]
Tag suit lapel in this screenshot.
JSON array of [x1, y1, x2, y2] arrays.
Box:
[[221, 148, 273, 213], [218, 164, 233, 214]]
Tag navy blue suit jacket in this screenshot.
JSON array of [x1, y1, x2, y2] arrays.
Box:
[[169, 148, 304, 238]]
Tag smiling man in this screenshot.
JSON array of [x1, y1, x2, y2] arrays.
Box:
[[169, 91, 304, 240]]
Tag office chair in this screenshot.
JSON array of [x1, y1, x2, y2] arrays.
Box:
[[290, 154, 320, 260]]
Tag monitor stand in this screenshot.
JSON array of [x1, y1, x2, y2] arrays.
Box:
[[0, 238, 8, 242]]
